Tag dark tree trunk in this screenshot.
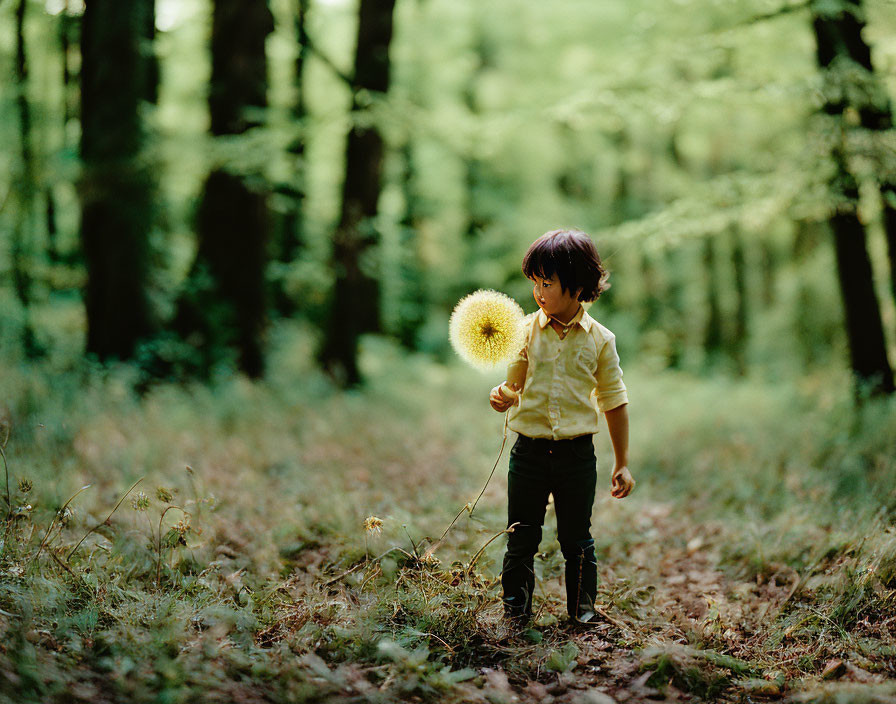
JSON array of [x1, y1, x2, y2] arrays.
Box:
[[173, 0, 273, 379], [396, 140, 427, 350], [639, 251, 662, 332], [176, 171, 269, 377], [883, 186, 896, 315], [812, 0, 896, 322], [272, 0, 310, 317], [702, 236, 724, 366], [139, 0, 159, 104], [730, 227, 748, 376], [80, 0, 155, 362], [664, 247, 686, 370], [318, 0, 396, 386], [208, 0, 272, 137], [829, 144, 894, 393], [49, 0, 79, 269], [61, 0, 74, 128], [811, 0, 894, 395], [758, 237, 777, 308], [46, 190, 59, 265], [12, 0, 40, 358]]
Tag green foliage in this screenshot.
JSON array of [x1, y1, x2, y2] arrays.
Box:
[[0, 328, 895, 700], [1, 0, 896, 697]]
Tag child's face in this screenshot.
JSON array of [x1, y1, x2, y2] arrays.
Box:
[[530, 273, 581, 320]]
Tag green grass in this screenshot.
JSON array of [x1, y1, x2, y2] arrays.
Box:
[[0, 322, 894, 702]]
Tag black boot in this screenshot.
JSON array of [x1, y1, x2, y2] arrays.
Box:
[[563, 538, 598, 625], [502, 526, 539, 622]]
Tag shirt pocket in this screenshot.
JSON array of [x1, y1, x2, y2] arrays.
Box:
[[574, 345, 597, 375]]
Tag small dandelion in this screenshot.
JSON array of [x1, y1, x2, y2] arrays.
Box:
[[449, 289, 526, 370], [363, 515, 383, 562], [58, 506, 75, 527], [18, 478, 32, 494], [169, 516, 191, 546], [156, 486, 174, 503], [131, 491, 150, 511], [363, 516, 383, 534], [174, 516, 190, 536], [421, 553, 441, 566]]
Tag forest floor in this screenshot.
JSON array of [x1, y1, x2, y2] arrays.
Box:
[[1, 330, 895, 703]]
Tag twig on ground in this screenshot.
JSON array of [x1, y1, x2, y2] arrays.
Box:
[[323, 546, 414, 587], [67, 477, 144, 561]]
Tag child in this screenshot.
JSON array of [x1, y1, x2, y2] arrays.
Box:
[[489, 229, 634, 627]]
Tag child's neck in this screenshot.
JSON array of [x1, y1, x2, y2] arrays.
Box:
[[550, 303, 581, 326]]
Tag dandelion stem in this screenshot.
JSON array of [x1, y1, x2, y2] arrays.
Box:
[[31, 484, 91, 567], [67, 477, 144, 562], [323, 546, 414, 586], [438, 505, 469, 545], [0, 445, 9, 521], [49, 549, 80, 581], [469, 413, 510, 517], [402, 524, 420, 558], [418, 630, 454, 653], [156, 505, 188, 589], [467, 522, 519, 574], [425, 413, 510, 561]]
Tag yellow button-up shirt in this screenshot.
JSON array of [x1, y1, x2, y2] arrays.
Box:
[[506, 307, 628, 440]]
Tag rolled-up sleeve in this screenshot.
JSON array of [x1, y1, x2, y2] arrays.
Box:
[[593, 335, 628, 412]]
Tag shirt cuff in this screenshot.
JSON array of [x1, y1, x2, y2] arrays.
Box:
[[597, 391, 628, 413]]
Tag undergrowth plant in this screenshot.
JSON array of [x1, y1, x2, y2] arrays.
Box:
[[0, 333, 894, 702]]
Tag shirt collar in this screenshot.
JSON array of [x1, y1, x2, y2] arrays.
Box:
[[536, 305, 590, 331]]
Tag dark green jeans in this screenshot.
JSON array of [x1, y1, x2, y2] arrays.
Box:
[[502, 433, 598, 620]]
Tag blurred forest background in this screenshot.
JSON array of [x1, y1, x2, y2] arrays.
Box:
[[2, 0, 895, 389], [1, 0, 896, 702]]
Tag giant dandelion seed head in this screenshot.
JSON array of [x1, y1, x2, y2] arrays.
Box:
[[449, 289, 526, 370]]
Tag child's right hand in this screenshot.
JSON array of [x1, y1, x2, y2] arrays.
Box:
[[489, 383, 519, 412]]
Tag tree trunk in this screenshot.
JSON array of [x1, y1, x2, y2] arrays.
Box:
[[664, 247, 686, 370], [758, 237, 777, 308], [639, 251, 662, 331], [80, 0, 155, 362], [12, 0, 41, 358], [811, 0, 894, 395], [812, 0, 896, 327], [173, 0, 273, 379], [702, 236, 724, 367], [140, 0, 159, 104], [396, 140, 427, 349], [272, 0, 310, 317], [318, 0, 396, 386], [829, 144, 894, 393], [730, 227, 748, 376]]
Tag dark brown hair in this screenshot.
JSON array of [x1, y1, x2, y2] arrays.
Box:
[[521, 229, 610, 302]]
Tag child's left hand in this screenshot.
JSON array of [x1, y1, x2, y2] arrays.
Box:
[[611, 465, 635, 498]]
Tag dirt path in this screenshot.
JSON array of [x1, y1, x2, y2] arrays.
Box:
[[278, 495, 894, 704]]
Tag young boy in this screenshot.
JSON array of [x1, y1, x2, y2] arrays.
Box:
[[489, 229, 634, 627]]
